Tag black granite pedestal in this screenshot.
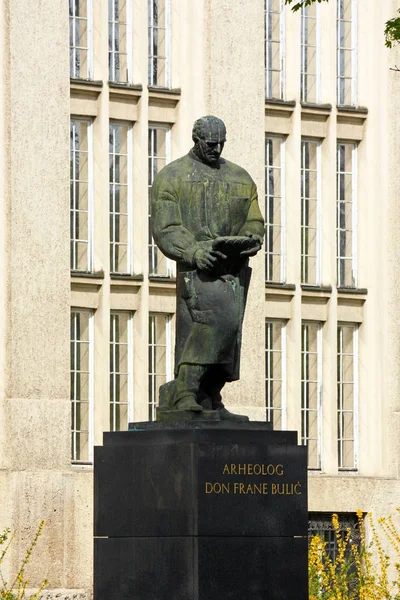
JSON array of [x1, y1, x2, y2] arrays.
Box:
[[94, 421, 308, 600]]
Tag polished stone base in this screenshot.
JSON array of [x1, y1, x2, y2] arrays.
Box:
[[94, 422, 308, 599], [94, 536, 308, 600]]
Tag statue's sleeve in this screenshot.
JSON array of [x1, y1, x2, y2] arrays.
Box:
[[151, 174, 200, 266], [238, 182, 265, 237]]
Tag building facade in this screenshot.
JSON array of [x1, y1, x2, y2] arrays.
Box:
[[0, 0, 400, 596]]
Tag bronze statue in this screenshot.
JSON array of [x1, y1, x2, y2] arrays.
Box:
[[151, 116, 264, 421]]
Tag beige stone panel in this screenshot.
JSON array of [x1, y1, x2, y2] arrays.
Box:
[[301, 299, 328, 322], [285, 309, 302, 433], [8, 472, 67, 588], [5, 398, 70, 471], [93, 92, 109, 275], [64, 471, 93, 590], [321, 116, 337, 286], [309, 475, 400, 516], [7, 0, 69, 401], [285, 6, 300, 102], [109, 99, 138, 122], [204, 0, 265, 409], [337, 301, 364, 323], [148, 290, 176, 314], [110, 286, 141, 311], [319, 0, 337, 103], [265, 295, 293, 320], [336, 119, 365, 142], [70, 95, 99, 118], [321, 300, 338, 474], [172, 0, 207, 152], [265, 112, 292, 136], [301, 117, 327, 139], [148, 103, 177, 124], [71, 284, 101, 310], [132, 0, 148, 86]]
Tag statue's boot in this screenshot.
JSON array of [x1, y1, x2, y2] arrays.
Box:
[[216, 406, 249, 422], [212, 394, 249, 422], [174, 394, 203, 412], [175, 364, 206, 412]]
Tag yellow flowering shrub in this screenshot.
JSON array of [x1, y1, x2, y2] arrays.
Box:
[[0, 521, 48, 600], [309, 510, 400, 599]]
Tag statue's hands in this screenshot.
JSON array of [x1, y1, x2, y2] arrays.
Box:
[[193, 244, 227, 272], [240, 232, 264, 257]]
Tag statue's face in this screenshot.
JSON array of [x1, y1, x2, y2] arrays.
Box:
[[193, 121, 226, 166], [196, 138, 225, 165]]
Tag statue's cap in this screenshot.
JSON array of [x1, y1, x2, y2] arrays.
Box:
[[192, 115, 226, 142]]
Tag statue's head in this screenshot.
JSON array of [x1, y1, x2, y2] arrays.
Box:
[[192, 115, 226, 166]]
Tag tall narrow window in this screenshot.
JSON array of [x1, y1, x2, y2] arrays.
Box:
[[337, 142, 357, 287], [337, 0, 357, 106], [337, 324, 358, 470], [266, 320, 286, 430], [70, 119, 92, 272], [265, 136, 285, 282], [301, 3, 320, 103], [301, 139, 321, 285], [301, 322, 322, 469], [69, 0, 92, 79], [71, 310, 93, 463], [110, 122, 132, 274], [110, 312, 133, 431], [148, 0, 170, 87], [109, 0, 131, 83], [148, 314, 172, 421], [148, 126, 172, 276], [264, 0, 284, 99]]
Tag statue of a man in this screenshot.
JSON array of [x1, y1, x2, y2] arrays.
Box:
[[151, 116, 264, 421]]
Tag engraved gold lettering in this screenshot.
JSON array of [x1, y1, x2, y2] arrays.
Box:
[[263, 483, 268, 494], [253, 464, 261, 475], [223, 464, 230, 475], [231, 464, 237, 475], [294, 482, 302, 495], [239, 483, 245, 494], [238, 464, 246, 474], [276, 464, 284, 476], [205, 482, 213, 494]]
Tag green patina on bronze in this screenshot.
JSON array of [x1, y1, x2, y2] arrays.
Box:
[[151, 116, 264, 422]]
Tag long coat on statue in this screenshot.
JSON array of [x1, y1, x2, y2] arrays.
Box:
[[151, 150, 265, 381]]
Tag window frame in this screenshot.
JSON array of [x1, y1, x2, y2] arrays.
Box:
[[264, 0, 285, 100], [110, 311, 134, 432], [148, 313, 173, 422], [148, 124, 173, 277], [148, 0, 171, 88], [108, 0, 133, 84], [109, 120, 133, 275], [336, 141, 358, 288], [265, 134, 286, 283], [265, 319, 287, 430], [300, 138, 322, 286], [337, 0, 358, 106], [300, 2, 321, 104], [70, 309, 94, 465], [337, 323, 359, 471], [301, 321, 323, 470], [69, 0, 93, 80], [70, 117, 94, 273]]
